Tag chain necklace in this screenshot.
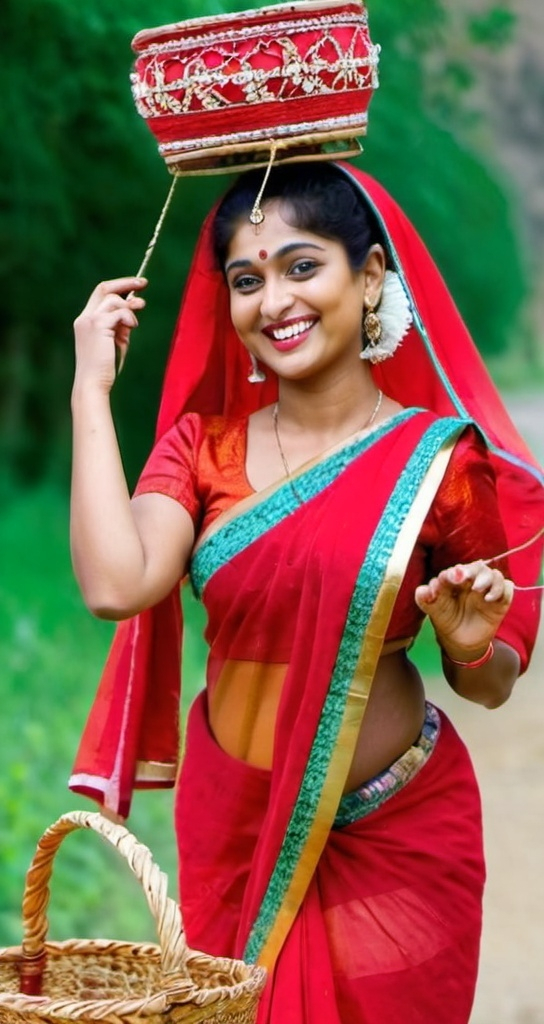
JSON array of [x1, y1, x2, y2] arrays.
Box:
[[272, 389, 383, 503]]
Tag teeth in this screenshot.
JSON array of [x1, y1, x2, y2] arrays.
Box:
[[272, 319, 314, 341]]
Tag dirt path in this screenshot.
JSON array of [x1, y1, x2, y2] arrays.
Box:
[[443, 392, 544, 1023], [436, 632, 544, 1023]]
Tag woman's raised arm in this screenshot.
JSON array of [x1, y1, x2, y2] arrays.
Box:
[[71, 277, 195, 620]]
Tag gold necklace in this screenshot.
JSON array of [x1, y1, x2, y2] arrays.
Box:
[[272, 389, 383, 502]]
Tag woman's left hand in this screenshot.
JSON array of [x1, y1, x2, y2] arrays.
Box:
[[414, 559, 514, 661]]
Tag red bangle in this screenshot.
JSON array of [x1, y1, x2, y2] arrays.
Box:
[[445, 641, 494, 669]]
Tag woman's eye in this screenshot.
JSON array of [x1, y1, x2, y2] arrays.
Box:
[[231, 274, 261, 293], [290, 259, 318, 277]]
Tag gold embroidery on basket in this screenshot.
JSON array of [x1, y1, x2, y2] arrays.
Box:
[[132, 24, 380, 123]]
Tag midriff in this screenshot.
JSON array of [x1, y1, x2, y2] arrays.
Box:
[[208, 643, 426, 792]]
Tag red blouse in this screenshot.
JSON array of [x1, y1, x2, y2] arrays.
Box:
[[134, 412, 511, 651]]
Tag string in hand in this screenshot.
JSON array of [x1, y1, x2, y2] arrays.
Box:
[[116, 174, 180, 375], [483, 526, 544, 592]]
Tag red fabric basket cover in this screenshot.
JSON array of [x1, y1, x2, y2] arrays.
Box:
[[131, 1, 379, 174]]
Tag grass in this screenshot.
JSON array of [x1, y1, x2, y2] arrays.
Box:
[[0, 483, 441, 947], [0, 485, 207, 946]]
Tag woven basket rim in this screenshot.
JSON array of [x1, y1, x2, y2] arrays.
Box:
[[0, 941, 266, 1017], [165, 136, 364, 177]]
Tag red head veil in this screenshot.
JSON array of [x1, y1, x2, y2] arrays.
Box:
[[70, 163, 543, 818]]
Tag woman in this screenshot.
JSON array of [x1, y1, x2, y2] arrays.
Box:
[[70, 162, 543, 1023]]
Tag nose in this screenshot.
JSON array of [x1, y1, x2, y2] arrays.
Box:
[[260, 274, 294, 322]]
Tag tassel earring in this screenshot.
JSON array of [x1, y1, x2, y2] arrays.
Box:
[[248, 353, 266, 383], [360, 270, 413, 363], [361, 304, 383, 361]]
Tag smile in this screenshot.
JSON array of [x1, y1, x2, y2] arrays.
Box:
[[262, 317, 318, 351], [269, 318, 316, 341]]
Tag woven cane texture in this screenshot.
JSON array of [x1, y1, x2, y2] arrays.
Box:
[[0, 812, 266, 1024]]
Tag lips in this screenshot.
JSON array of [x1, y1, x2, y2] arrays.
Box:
[[262, 316, 318, 352]]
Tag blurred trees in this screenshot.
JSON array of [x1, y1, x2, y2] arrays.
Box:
[[0, 0, 530, 489], [0, 0, 222, 490], [364, 2, 526, 364]]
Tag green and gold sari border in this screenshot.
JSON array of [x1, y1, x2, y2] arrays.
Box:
[[190, 408, 420, 596], [244, 416, 468, 967]]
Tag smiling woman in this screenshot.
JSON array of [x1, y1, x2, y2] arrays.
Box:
[[69, 160, 543, 1024], [225, 214, 382, 392]]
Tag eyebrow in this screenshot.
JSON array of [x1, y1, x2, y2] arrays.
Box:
[[225, 241, 325, 275]]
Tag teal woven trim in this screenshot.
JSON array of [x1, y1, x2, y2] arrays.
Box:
[[190, 408, 419, 596], [243, 416, 467, 963]]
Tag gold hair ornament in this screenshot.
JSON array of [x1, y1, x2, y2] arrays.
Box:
[[249, 140, 279, 226]]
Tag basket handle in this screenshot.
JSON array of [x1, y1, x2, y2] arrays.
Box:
[[20, 810, 190, 990]]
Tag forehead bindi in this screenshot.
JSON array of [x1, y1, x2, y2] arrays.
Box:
[[226, 205, 323, 265]]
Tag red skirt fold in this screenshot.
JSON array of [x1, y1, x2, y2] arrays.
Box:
[[175, 693, 485, 1024]]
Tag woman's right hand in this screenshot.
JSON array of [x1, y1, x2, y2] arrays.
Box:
[[73, 277, 147, 393]]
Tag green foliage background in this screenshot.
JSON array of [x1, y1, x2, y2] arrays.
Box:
[[0, 0, 540, 947], [0, 0, 534, 490]]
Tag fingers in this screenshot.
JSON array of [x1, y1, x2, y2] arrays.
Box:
[[75, 280, 147, 341], [75, 277, 147, 323], [415, 560, 515, 662], [415, 560, 514, 612], [438, 560, 513, 605], [91, 276, 148, 306], [73, 277, 148, 390], [96, 304, 140, 332]]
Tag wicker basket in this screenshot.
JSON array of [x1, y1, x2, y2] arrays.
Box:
[[0, 811, 266, 1024]]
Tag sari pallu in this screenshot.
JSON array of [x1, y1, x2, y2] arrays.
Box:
[[177, 409, 476, 1022]]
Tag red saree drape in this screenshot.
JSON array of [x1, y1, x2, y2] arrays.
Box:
[[178, 697, 484, 1024], [70, 164, 542, 819], [69, 165, 542, 1022], [174, 409, 485, 1022]]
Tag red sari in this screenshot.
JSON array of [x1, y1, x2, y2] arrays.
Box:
[[171, 409, 487, 1023], [178, 697, 483, 1024], [70, 166, 543, 1023]]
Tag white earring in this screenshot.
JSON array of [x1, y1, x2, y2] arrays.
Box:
[[360, 270, 413, 363], [247, 353, 266, 383]]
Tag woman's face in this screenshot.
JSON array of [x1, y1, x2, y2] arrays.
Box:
[[224, 200, 384, 383]]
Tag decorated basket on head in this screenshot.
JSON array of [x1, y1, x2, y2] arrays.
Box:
[[131, 0, 380, 176]]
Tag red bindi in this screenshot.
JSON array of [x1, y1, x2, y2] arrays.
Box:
[[258, 249, 268, 261]]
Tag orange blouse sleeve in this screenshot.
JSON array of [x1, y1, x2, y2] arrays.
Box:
[[133, 413, 202, 526], [389, 426, 518, 655], [424, 427, 510, 577], [132, 413, 253, 536]]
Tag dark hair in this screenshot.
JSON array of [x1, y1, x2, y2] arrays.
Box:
[[213, 162, 386, 271]]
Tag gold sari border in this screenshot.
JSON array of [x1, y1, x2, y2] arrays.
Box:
[[256, 427, 464, 970], [135, 760, 178, 783]]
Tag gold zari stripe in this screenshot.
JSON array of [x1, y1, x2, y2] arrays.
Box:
[[258, 431, 463, 969]]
